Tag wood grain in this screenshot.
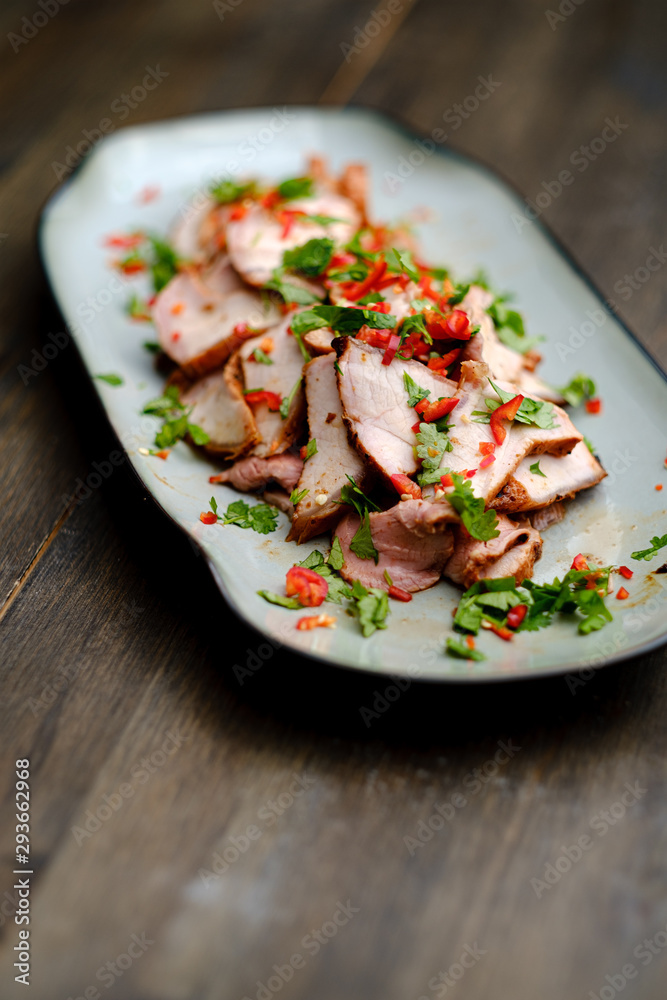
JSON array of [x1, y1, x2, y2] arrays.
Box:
[[1, 1, 667, 998]]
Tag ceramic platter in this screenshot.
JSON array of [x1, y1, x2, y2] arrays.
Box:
[[40, 106, 667, 681]]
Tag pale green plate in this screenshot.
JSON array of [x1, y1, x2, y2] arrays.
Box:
[[40, 107, 667, 681]]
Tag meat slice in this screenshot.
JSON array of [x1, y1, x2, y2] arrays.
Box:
[[336, 338, 458, 481], [226, 192, 361, 287], [303, 327, 335, 354], [444, 515, 543, 588], [211, 453, 303, 493], [460, 286, 563, 403], [339, 163, 369, 223], [529, 502, 566, 532], [490, 441, 606, 512], [240, 314, 307, 458], [180, 355, 258, 459], [334, 500, 455, 593], [287, 355, 369, 544], [153, 257, 280, 377], [169, 195, 218, 264], [442, 361, 582, 502]]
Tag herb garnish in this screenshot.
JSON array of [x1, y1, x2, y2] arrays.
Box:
[[631, 534, 667, 562], [142, 385, 209, 448]]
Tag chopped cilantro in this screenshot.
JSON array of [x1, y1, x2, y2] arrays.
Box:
[[251, 347, 273, 365], [283, 238, 334, 276], [631, 534, 667, 562], [265, 270, 320, 305], [142, 385, 209, 448], [290, 487, 309, 505], [278, 177, 313, 200], [446, 638, 486, 661], [347, 580, 390, 637], [303, 439, 318, 461], [471, 380, 556, 430], [403, 371, 431, 408], [290, 304, 396, 335], [127, 294, 152, 321], [448, 282, 471, 306], [445, 474, 500, 541], [257, 590, 302, 609], [143, 340, 161, 354], [345, 229, 381, 260], [301, 213, 345, 226], [558, 374, 596, 407], [334, 360, 343, 377], [148, 235, 179, 292], [279, 377, 302, 420], [337, 476, 381, 564], [530, 461, 546, 478], [487, 296, 543, 354], [329, 537, 345, 571], [385, 246, 419, 282], [94, 373, 123, 386], [210, 178, 255, 204], [583, 436, 596, 455], [415, 422, 452, 487], [219, 498, 278, 534]]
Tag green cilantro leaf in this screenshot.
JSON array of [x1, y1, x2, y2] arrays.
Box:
[[303, 438, 318, 461], [251, 347, 273, 365], [257, 590, 302, 609], [148, 235, 179, 292], [349, 511, 379, 564], [290, 487, 309, 505], [337, 476, 381, 517], [209, 496, 218, 516], [487, 296, 543, 354], [415, 422, 453, 487], [385, 246, 420, 282], [328, 537, 345, 571], [446, 637, 486, 661], [210, 179, 255, 204], [283, 238, 334, 276], [94, 373, 123, 386], [187, 423, 210, 446], [290, 304, 397, 336], [529, 461, 546, 478], [446, 474, 500, 542], [278, 177, 313, 200], [558, 373, 596, 407], [279, 377, 302, 420], [631, 534, 667, 562], [403, 371, 431, 408], [348, 581, 389, 637], [127, 294, 152, 322], [143, 340, 161, 353], [265, 271, 320, 305], [221, 499, 278, 534]]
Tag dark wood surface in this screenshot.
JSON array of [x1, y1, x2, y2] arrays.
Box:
[[1, 1, 667, 997]]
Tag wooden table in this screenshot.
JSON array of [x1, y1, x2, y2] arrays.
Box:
[[1, 1, 666, 997]]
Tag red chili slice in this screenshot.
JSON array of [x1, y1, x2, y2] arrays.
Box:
[[296, 613, 337, 630], [478, 454, 496, 469], [586, 397, 601, 414], [619, 565, 633, 579], [285, 566, 329, 607], [571, 553, 589, 571], [427, 348, 461, 372], [414, 398, 430, 415], [229, 203, 249, 221], [420, 396, 459, 423], [244, 390, 282, 411], [356, 325, 391, 349], [381, 332, 401, 366], [489, 623, 513, 641], [464, 468, 477, 478], [388, 586, 413, 602], [507, 604, 528, 629], [489, 393, 524, 445], [200, 511, 217, 524], [616, 587, 629, 600], [346, 259, 388, 301], [479, 441, 496, 456], [425, 308, 472, 341], [390, 474, 422, 500], [417, 275, 440, 301], [440, 473, 454, 488]]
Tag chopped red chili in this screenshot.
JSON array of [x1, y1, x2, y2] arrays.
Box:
[[489, 623, 513, 641], [390, 474, 422, 500], [244, 390, 282, 411], [346, 259, 388, 301], [381, 332, 401, 366], [286, 566, 329, 607], [388, 585, 413, 602], [585, 397, 601, 414], [571, 553, 589, 571], [616, 587, 629, 600], [200, 511, 217, 524], [479, 441, 496, 456], [440, 473, 454, 488], [478, 454, 496, 469], [506, 604, 528, 629], [489, 393, 524, 445], [619, 565, 633, 579], [296, 613, 337, 630], [420, 396, 459, 423]]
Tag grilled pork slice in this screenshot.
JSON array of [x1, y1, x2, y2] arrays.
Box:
[[239, 315, 307, 458], [153, 257, 280, 377], [169, 196, 218, 263], [334, 500, 456, 592], [303, 328, 335, 354], [529, 502, 566, 532], [180, 356, 258, 459], [226, 192, 361, 287], [460, 286, 563, 403], [442, 361, 582, 502], [211, 453, 303, 493], [490, 441, 606, 512], [444, 515, 543, 588], [287, 355, 369, 544], [336, 338, 458, 481]]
